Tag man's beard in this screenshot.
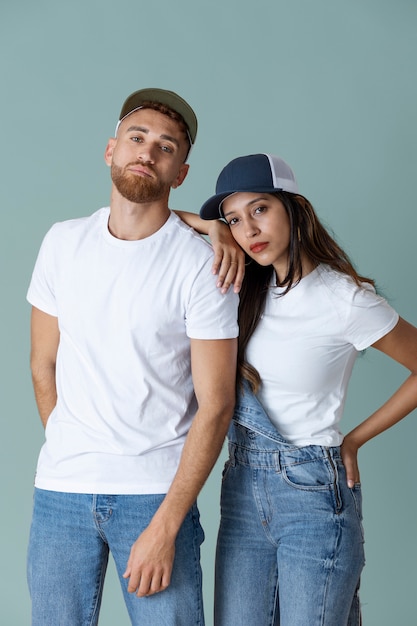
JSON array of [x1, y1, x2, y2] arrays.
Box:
[[111, 162, 168, 203]]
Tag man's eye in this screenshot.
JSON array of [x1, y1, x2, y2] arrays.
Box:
[[131, 136, 143, 142], [161, 145, 173, 153]]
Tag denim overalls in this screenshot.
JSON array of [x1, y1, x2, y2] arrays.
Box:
[[215, 382, 365, 626]]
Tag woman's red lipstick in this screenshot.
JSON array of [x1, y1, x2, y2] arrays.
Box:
[[250, 242, 268, 253]]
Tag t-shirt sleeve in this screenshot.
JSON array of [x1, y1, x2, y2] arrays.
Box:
[[185, 256, 239, 340], [26, 226, 58, 317], [342, 282, 399, 350]]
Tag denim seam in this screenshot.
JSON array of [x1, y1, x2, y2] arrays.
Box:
[[252, 469, 278, 548], [92, 494, 113, 542], [232, 417, 299, 448], [87, 556, 107, 626], [190, 504, 205, 625], [321, 517, 343, 625], [325, 448, 342, 513]]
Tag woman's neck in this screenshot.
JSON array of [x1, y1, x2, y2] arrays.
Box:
[[273, 254, 317, 285]]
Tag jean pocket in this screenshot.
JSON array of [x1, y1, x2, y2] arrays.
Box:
[[281, 455, 337, 491]]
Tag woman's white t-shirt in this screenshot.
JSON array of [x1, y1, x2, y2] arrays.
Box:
[[246, 265, 399, 446]]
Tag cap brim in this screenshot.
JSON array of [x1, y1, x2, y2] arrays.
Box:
[[119, 88, 197, 144], [199, 192, 236, 220], [199, 186, 290, 220]]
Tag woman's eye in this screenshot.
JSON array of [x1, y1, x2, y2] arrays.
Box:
[[228, 217, 239, 226], [254, 206, 266, 215]]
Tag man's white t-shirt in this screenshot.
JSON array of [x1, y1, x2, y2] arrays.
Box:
[[246, 265, 399, 446], [27, 209, 238, 494]]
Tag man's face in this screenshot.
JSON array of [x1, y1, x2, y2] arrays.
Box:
[[105, 108, 190, 204]]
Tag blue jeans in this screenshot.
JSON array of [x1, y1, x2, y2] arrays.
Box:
[[27, 489, 205, 625], [215, 384, 365, 626]]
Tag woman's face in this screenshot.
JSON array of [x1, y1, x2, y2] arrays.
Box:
[[222, 192, 291, 280]]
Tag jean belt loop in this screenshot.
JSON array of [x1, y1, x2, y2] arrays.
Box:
[[326, 444, 340, 461], [277, 449, 282, 472]]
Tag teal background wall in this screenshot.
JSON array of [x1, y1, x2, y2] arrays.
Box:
[[1, 1, 416, 623]]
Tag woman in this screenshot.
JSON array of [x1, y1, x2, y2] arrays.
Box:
[[180, 153, 417, 625]]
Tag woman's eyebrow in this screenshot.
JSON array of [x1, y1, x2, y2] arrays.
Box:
[[223, 197, 266, 217]]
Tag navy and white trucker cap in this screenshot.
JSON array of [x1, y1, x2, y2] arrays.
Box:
[[200, 153, 299, 220]]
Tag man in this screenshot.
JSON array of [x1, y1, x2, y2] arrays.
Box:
[[27, 88, 238, 625]]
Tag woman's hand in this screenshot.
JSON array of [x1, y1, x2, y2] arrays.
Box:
[[340, 433, 360, 488], [207, 220, 245, 294], [174, 210, 245, 293]]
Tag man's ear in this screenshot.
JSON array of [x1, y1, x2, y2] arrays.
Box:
[[171, 163, 189, 189], [104, 138, 116, 166]]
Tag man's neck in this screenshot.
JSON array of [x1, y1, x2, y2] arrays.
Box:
[[108, 188, 171, 241]]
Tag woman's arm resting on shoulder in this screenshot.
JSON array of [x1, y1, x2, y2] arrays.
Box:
[[175, 210, 245, 293], [30, 306, 60, 427], [341, 317, 417, 486]]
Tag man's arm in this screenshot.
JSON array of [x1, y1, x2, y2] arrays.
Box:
[[30, 306, 60, 427], [123, 337, 237, 596]]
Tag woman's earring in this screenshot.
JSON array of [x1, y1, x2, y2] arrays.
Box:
[[297, 227, 301, 243]]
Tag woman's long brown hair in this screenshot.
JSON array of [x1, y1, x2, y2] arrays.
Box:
[[238, 191, 374, 392]]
